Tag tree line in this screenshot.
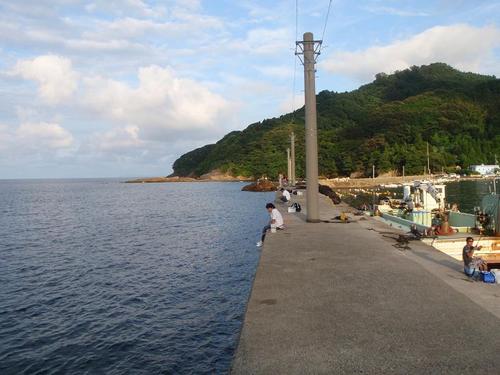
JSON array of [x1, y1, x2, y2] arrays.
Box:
[[173, 63, 500, 178]]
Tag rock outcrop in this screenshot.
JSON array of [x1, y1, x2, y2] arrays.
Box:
[[199, 169, 252, 181], [242, 180, 278, 192], [125, 176, 197, 183], [319, 184, 341, 204]]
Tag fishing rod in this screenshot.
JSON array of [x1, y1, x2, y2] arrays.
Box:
[[475, 234, 484, 250]]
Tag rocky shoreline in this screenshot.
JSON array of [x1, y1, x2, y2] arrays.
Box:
[[126, 173, 497, 186]]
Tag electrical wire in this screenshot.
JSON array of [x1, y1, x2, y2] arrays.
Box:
[[320, 0, 333, 44], [291, 0, 299, 121], [295, 0, 299, 41]]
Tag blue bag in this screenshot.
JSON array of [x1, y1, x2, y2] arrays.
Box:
[[481, 271, 496, 283]]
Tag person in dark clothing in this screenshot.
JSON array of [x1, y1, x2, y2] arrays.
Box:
[[463, 237, 486, 276]]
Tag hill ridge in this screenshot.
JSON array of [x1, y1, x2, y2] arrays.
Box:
[[172, 63, 500, 178]]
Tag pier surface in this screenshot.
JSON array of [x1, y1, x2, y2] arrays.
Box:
[[231, 194, 500, 374]]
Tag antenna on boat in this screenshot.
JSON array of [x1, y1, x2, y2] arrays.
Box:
[[287, 148, 291, 183], [427, 142, 431, 175], [290, 132, 296, 186]]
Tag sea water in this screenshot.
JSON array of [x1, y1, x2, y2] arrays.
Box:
[[0, 179, 273, 374]]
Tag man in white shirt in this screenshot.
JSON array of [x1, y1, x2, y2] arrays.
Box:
[[280, 188, 291, 202], [257, 203, 284, 247]]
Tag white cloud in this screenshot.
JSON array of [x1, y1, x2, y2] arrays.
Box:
[[232, 28, 292, 55], [84, 126, 144, 154], [256, 65, 295, 79], [322, 24, 500, 82], [89, 16, 223, 41], [16, 122, 74, 149], [11, 55, 78, 104], [80, 0, 166, 18], [363, 5, 429, 17], [82, 65, 232, 140], [0, 121, 74, 163], [15, 27, 147, 53]]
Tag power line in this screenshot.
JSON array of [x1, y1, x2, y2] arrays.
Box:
[[295, 0, 299, 41], [320, 0, 333, 43], [292, 54, 298, 117], [291, 0, 299, 119]]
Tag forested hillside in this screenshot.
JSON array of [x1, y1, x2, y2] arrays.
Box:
[[172, 63, 500, 178]]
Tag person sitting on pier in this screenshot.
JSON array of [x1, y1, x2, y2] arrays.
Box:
[[256, 203, 284, 247], [280, 188, 291, 203], [463, 237, 487, 276]]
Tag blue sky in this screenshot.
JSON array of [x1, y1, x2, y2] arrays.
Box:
[[0, 0, 499, 178]]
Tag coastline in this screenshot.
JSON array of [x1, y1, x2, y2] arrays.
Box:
[[126, 174, 497, 186], [125, 175, 253, 183]]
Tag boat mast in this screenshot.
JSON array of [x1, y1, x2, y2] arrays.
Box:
[[427, 142, 430, 175]]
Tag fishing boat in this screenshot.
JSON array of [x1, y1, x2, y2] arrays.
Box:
[[375, 180, 500, 268]]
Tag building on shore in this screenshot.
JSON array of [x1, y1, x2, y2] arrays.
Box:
[[470, 164, 499, 175]]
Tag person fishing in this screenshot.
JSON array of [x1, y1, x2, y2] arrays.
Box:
[[463, 236, 487, 277], [256, 203, 284, 247], [280, 188, 291, 202]]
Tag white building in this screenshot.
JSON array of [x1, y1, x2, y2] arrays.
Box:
[[470, 164, 499, 175]]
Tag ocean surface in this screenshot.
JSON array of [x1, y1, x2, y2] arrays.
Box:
[[0, 179, 274, 374]]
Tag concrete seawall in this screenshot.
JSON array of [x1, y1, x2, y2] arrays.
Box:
[[231, 193, 500, 374]]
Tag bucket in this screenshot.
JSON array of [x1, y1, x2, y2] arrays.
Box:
[[288, 207, 296, 213], [491, 269, 500, 284]]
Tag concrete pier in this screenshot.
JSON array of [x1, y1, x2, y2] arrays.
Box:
[[232, 193, 500, 374]]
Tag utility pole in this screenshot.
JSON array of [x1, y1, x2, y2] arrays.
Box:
[[287, 148, 291, 184], [296, 32, 321, 222], [402, 165, 405, 181], [372, 164, 375, 179], [290, 132, 296, 186]]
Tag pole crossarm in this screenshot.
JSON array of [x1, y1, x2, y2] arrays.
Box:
[[295, 40, 323, 64]]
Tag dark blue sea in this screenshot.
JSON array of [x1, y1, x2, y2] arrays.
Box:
[[0, 179, 273, 374]]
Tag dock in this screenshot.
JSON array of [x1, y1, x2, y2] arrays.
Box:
[[231, 193, 500, 374]]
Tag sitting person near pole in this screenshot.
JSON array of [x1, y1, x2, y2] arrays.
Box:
[[280, 188, 291, 203], [463, 236, 487, 276], [256, 203, 284, 247]]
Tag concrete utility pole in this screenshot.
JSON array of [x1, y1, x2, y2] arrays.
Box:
[[372, 164, 375, 179], [290, 132, 296, 186], [287, 148, 291, 184], [296, 32, 321, 223]]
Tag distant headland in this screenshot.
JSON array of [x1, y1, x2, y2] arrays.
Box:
[[125, 170, 253, 183]]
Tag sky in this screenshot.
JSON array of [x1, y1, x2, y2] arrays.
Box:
[[0, 0, 499, 179]]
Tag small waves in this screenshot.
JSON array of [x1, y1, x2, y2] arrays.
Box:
[[0, 180, 272, 374]]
